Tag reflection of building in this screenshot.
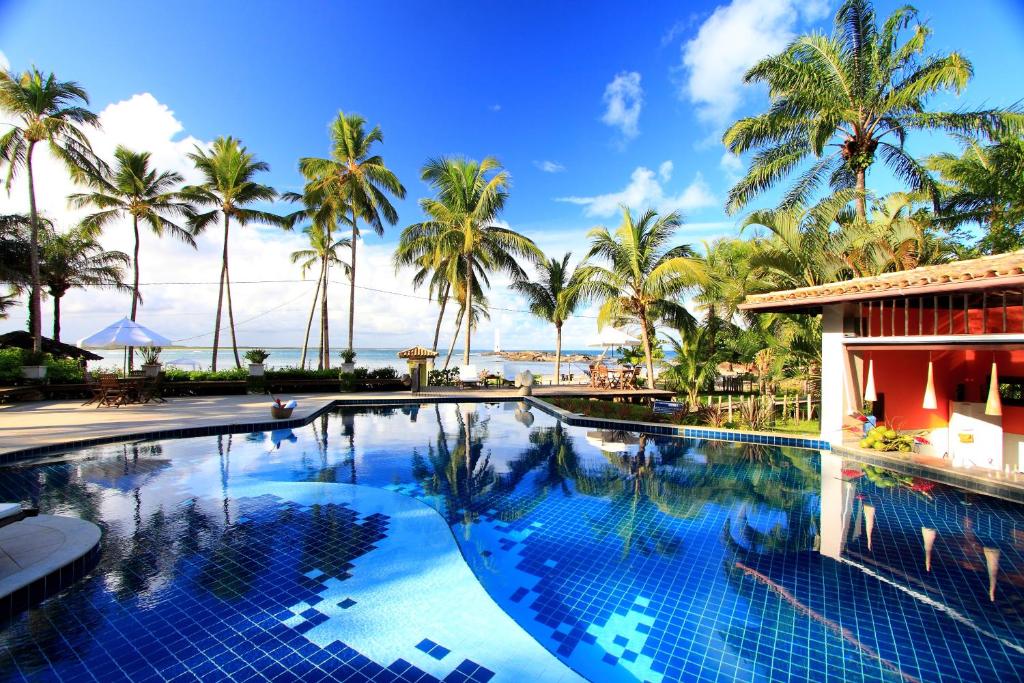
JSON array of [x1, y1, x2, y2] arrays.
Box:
[[741, 252, 1024, 471]]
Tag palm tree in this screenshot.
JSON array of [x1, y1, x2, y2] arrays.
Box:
[[181, 137, 284, 370], [392, 227, 462, 353], [587, 207, 706, 386], [0, 67, 100, 351], [511, 253, 599, 384], [70, 146, 194, 367], [39, 225, 130, 341], [0, 214, 33, 320], [416, 156, 542, 364], [662, 325, 720, 407], [723, 0, 1022, 221], [299, 112, 405, 354], [290, 219, 351, 369]]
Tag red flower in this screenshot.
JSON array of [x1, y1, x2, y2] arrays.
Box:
[[272, 396, 284, 408], [911, 478, 936, 493], [842, 469, 864, 479], [855, 414, 869, 423]]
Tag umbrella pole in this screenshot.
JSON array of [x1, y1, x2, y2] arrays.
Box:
[[123, 346, 128, 376]]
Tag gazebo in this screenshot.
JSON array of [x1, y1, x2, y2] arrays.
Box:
[[398, 346, 438, 392], [740, 250, 1024, 472]]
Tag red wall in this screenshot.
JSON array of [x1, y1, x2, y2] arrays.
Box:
[[866, 348, 1024, 433]]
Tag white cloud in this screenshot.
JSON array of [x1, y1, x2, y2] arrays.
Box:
[[0, 50, 9, 71], [601, 71, 643, 140], [680, 0, 830, 125], [489, 104, 502, 112], [534, 160, 565, 173], [556, 162, 716, 218]]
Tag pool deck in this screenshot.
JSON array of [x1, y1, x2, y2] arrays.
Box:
[[0, 386, 671, 459]]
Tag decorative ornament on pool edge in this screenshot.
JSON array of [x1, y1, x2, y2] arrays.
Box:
[[863, 358, 877, 402], [922, 357, 937, 410], [986, 361, 1002, 416]]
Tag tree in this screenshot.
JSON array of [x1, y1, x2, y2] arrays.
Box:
[[181, 137, 284, 370], [511, 253, 599, 384], [723, 0, 1022, 221], [0, 67, 100, 351], [70, 146, 194, 367], [290, 218, 351, 369], [39, 225, 130, 341], [928, 134, 1024, 253], [415, 156, 541, 364], [587, 207, 706, 386], [0, 214, 33, 320], [299, 112, 405, 354], [662, 325, 720, 408]]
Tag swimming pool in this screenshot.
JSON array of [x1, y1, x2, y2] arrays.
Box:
[[1, 401, 1022, 682]]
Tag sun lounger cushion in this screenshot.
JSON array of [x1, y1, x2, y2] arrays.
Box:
[[652, 400, 687, 415], [459, 365, 480, 383]]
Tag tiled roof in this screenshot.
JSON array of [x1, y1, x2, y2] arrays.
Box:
[[740, 250, 1024, 311], [397, 345, 439, 358]]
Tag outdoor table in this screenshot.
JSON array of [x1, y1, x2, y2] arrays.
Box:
[[119, 377, 146, 404]]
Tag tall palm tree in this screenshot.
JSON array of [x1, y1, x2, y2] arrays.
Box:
[[393, 228, 458, 352], [723, 0, 1022, 220], [416, 156, 542, 364], [0, 67, 100, 351], [70, 146, 194, 367], [511, 253, 599, 384], [587, 207, 706, 385], [39, 225, 130, 341], [181, 137, 284, 370], [0, 214, 34, 320], [290, 219, 351, 369], [299, 112, 405, 354], [662, 325, 720, 407]]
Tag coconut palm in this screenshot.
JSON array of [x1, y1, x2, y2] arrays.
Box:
[[39, 225, 130, 341], [723, 0, 1023, 220], [181, 137, 284, 370], [586, 207, 706, 386], [392, 226, 461, 352], [0, 67, 100, 351], [416, 156, 542, 364], [299, 112, 405, 354], [70, 146, 193, 366], [290, 218, 351, 369], [662, 325, 720, 408], [511, 253, 600, 384]]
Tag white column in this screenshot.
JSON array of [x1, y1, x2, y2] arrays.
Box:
[[821, 304, 846, 446]]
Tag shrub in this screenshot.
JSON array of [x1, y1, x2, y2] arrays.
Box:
[[243, 348, 270, 364], [162, 368, 248, 382], [428, 367, 459, 386], [138, 346, 162, 365], [738, 395, 774, 431], [0, 348, 23, 383], [265, 367, 338, 379], [46, 356, 84, 382]]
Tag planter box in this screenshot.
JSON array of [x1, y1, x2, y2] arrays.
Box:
[[141, 364, 161, 378], [20, 366, 47, 380], [340, 362, 355, 373], [248, 363, 265, 377]]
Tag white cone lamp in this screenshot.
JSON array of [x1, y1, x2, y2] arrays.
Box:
[[922, 355, 937, 410], [986, 359, 1002, 416], [863, 357, 877, 402], [921, 527, 936, 572]]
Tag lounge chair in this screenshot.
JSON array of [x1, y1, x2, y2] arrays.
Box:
[[458, 364, 482, 388], [95, 373, 128, 408], [0, 503, 39, 529]]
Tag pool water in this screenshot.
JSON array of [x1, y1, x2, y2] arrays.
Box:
[[1, 401, 1022, 682]]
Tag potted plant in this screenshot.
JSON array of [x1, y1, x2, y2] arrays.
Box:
[[20, 349, 48, 380], [340, 349, 356, 373], [138, 346, 163, 377], [244, 348, 270, 376]]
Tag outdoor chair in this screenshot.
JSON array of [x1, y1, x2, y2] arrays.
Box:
[[594, 364, 610, 389], [81, 373, 101, 406], [95, 374, 129, 408], [458, 364, 482, 388], [0, 503, 39, 529], [140, 373, 167, 404]]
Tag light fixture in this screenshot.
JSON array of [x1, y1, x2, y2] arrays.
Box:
[[863, 355, 877, 402], [923, 353, 937, 410], [986, 355, 1002, 416]]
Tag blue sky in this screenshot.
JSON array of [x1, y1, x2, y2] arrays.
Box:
[[1, 0, 1023, 350]]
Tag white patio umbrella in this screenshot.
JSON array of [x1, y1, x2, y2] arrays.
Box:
[[585, 429, 640, 453], [78, 317, 175, 372], [587, 327, 640, 361]]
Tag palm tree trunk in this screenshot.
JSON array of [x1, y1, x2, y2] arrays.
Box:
[[322, 254, 330, 369], [25, 142, 42, 352], [638, 311, 656, 390], [53, 295, 61, 342], [463, 255, 473, 365], [225, 262, 241, 369], [211, 215, 230, 371], [554, 322, 563, 385], [432, 284, 450, 352], [348, 209, 358, 352], [300, 261, 325, 369], [129, 216, 141, 370], [444, 307, 463, 370], [855, 168, 868, 221]]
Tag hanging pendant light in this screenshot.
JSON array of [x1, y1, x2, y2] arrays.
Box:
[[986, 356, 1002, 416], [863, 355, 877, 402], [923, 353, 937, 410]]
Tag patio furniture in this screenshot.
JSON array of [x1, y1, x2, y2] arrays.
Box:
[[0, 503, 40, 529], [458, 364, 482, 388], [140, 373, 166, 404], [95, 374, 129, 408], [594, 364, 610, 389]]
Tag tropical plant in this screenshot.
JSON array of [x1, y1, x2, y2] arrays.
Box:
[[138, 346, 162, 365], [928, 133, 1024, 253], [298, 112, 405, 354], [340, 348, 356, 364], [723, 0, 1023, 220], [412, 156, 542, 363], [39, 225, 130, 341], [662, 325, 720, 408], [181, 137, 284, 370], [586, 207, 706, 385], [289, 216, 351, 369], [242, 348, 269, 364], [511, 253, 599, 384], [0, 213, 32, 289], [0, 67, 101, 350]]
